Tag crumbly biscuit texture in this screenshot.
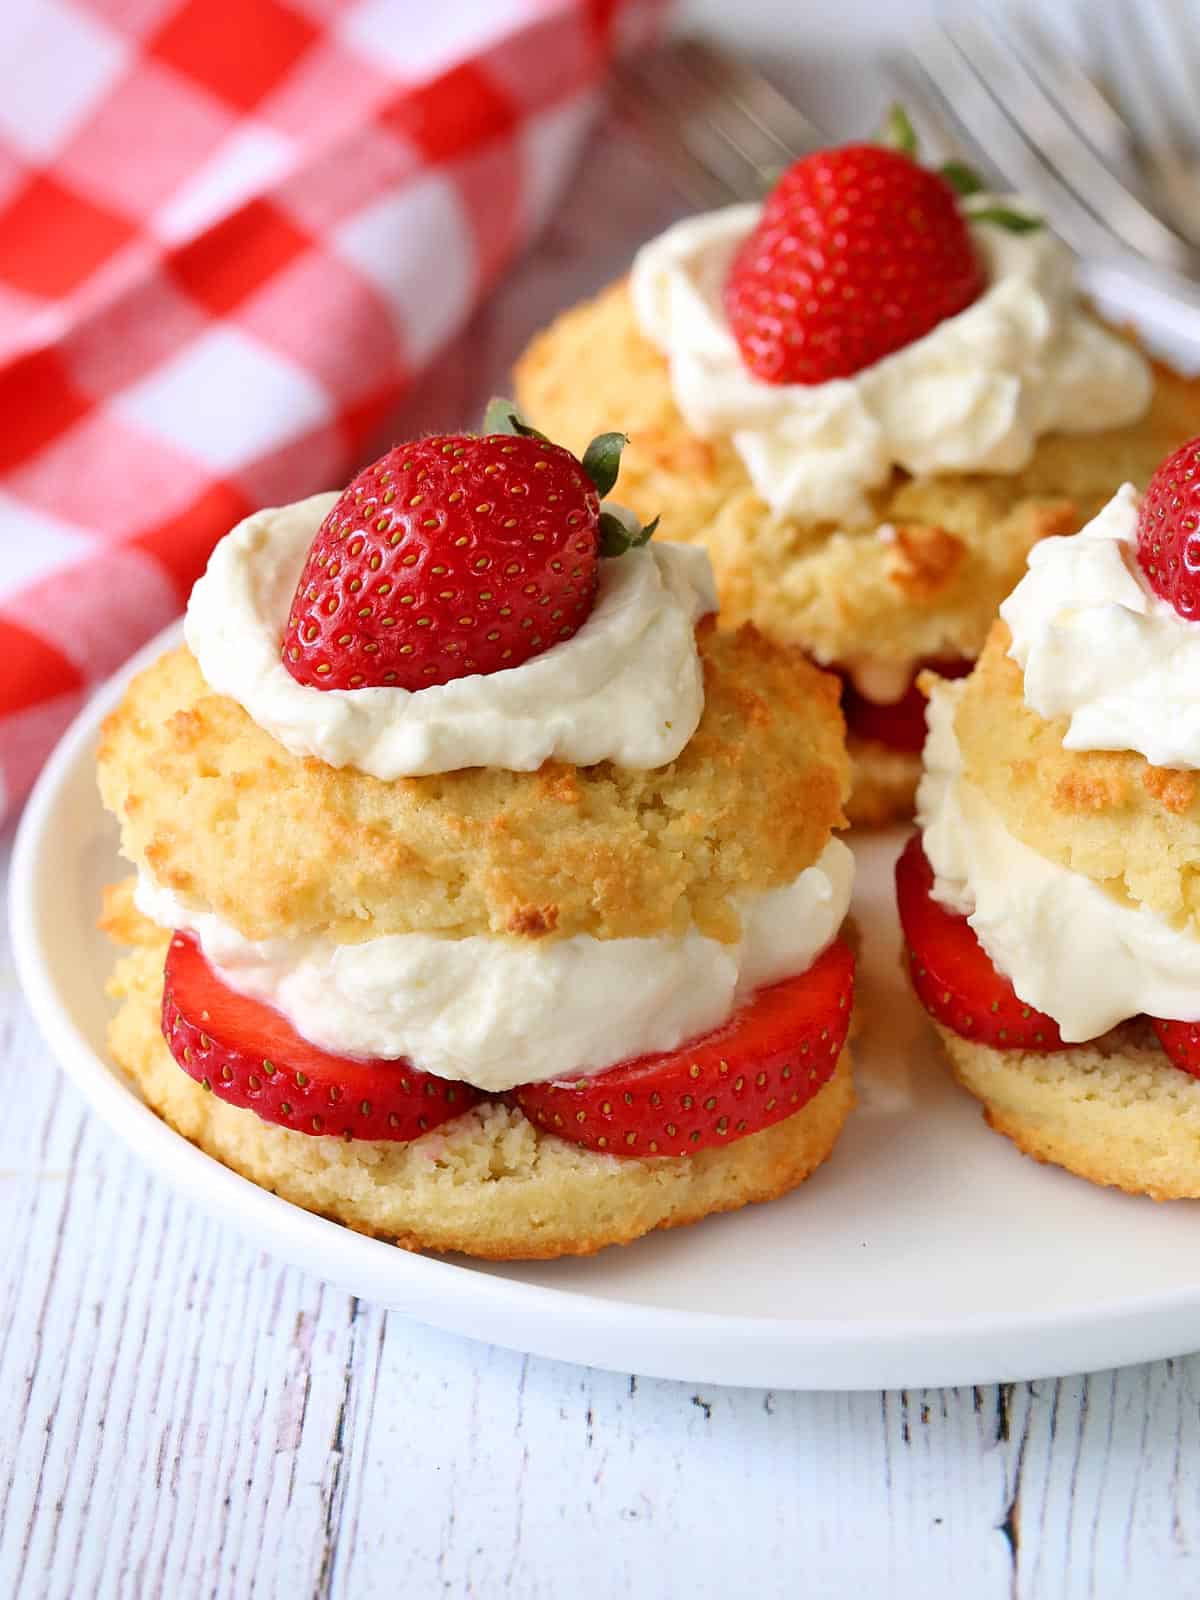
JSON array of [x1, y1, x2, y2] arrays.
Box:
[[953, 622, 1200, 937], [514, 280, 1198, 668], [97, 621, 847, 946], [938, 1020, 1200, 1200], [844, 737, 922, 829], [106, 916, 854, 1259]]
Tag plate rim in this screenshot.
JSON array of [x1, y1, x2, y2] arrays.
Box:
[[12, 619, 1200, 1390]]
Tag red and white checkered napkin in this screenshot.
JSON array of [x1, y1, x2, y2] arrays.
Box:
[[0, 0, 665, 819]]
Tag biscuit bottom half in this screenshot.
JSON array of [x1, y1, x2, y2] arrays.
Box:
[[845, 737, 922, 828], [108, 933, 855, 1260], [937, 1019, 1200, 1200]]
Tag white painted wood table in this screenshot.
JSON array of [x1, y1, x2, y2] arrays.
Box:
[[7, 27, 1200, 1595]]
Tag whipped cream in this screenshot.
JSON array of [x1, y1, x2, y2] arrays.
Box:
[[630, 201, 1152, 527], [919, 681, 1200, 1040], [137, 842, 854, 1092], [185, 493, 717, 778], [1002, 483, 1200, 769]]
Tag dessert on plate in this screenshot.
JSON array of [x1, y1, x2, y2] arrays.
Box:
[[899, 436, 1200, 1199], [514, 115, 1199, 823], [98, 407, 857, 1259]]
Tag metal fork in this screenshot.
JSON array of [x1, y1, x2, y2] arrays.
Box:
[[609, 38, 825, 209], [610, 30, 1200, 333], [901, 7, 1200, 313]]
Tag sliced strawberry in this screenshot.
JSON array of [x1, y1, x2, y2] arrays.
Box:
[[1149, 1019, 1200, 1079], [837, 656, 972, 753], [161, 932, 479, 1140], [1135, 434, 1200, 620], [512, 939, 854, 1157], [896, 834, 1070, 1051]]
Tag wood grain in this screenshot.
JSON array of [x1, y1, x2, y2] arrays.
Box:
[[5, 813, 1200, 1598]]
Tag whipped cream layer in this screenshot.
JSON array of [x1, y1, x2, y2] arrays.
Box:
[[138, 841, 854, 1093], [919, 681, 1200, 1041], [185, 493, 717, 778], [1003, 483, 1200, 769], [630, 200, 1152, 527]]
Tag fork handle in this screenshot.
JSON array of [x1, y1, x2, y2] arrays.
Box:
[[1079, 256, 1200, 369]]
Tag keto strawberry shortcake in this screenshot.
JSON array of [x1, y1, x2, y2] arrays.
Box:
[[515, 116, 1198, 823], [98, 409, 856, 1258], [901, 437, 1200, 1199]]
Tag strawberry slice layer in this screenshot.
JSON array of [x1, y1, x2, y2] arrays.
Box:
[[896, 834, 1071, 1052], [1149, 1019, 1200, 1079], [837, 657, 973, 753], [513, 939, 854, 1158], [161, 933, 480, 1141]]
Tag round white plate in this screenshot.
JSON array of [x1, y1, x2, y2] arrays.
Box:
[[13, 277, 1200, 1393], [12, 619, 1200, 1393]]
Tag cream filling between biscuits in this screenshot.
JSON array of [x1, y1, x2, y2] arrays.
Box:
[[136, 841, 854, 1093], [919, 680, 1200, 1042]]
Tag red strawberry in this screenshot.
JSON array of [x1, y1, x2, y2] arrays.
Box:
[[1149, 1019, 1200, 1079], [161, 932, 479, 1140], [1135, 435, 1200, 620], [837, 655, 972, 753], [512, 939, 854, 1157], [896, 835, 1070, 1051], [282, 413, 652, 692], [724, 144, 985, 385]]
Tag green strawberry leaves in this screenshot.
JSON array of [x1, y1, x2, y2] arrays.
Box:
[[874, 105, 1043, 233], [599, 510, 659, 558], [482, 398, 658, 558]]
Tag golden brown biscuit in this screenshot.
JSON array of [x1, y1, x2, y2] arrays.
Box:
[[952, 622, 1200, 937], [107, 916, 854, 1259], [515, 281, 1196, 672], [937, 1019, 1200, 1200], [98, 620, 848, 947], [846, 737, 922, 829]]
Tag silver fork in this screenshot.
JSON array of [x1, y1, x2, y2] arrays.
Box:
[[1091, 0, 1200, 254], [901, 6, 1200, 313], [609, 38, 825, 209]]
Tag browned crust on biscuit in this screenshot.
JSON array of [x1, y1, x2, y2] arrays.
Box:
[[514, 279, 1198, 676], [955, 622, 1200, 934], [934, 1019, 1200, 1201], [98, 620, 848, 947], [844, 736, 922, 828], [106, 921, 854, 1260]]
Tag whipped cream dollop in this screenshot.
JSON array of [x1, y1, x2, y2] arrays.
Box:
[[919, 681, 1200, 1040], [185, 493, 717, 778], [1003, 483, 1200, 769], [136, 841, 854, 1092], [630, 201, 1152, 527]]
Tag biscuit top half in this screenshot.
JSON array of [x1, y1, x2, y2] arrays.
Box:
[[98, 623, 848, 948]]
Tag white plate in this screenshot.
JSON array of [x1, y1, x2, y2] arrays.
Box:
[[13, 275, 1200, 1392], [12, 618, 1200, 1393]]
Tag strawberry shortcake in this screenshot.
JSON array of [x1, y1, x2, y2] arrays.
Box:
[[901, 437, 1200, 1199], [514, 117, 1197, 823], [98, 409, 857, 1258]]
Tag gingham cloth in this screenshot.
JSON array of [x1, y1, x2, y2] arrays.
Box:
[[0, 0, 665, 820]]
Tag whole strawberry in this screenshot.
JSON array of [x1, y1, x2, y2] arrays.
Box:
[[723, 142, 986, 385], [283, 406, 653, 691], [1136, 435, 1200, 621]]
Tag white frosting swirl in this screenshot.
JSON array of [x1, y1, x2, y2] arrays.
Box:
[[1002, 483, 1200, 769], [185, 493, 717, 777], [919, 681, 1200, 1041], [630, 200, 1152, 527], [137, 842, 854, 1092]]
